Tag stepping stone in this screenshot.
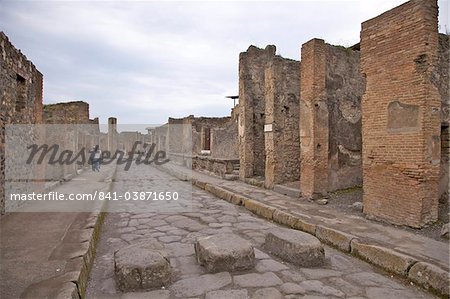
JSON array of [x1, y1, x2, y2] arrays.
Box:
[[264, 228, 324, 267], [195, 233, 255, 273], [114, 240, 171, 291]]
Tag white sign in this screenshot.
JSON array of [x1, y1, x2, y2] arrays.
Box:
[[264, 124, 273, 132]]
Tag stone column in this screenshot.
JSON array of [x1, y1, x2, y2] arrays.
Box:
[[108, 117, 118, 153]]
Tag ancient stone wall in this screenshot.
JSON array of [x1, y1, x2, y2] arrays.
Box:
[[169, 115, 238, 159], [360, 0, 441, 227], [0, 32, 43, 213], [326, 45, 365, 191], [299, 39, 364, 198], [264, 57, 300, 188], [43, 101, 91, 124], [238, 45, 277, 179]]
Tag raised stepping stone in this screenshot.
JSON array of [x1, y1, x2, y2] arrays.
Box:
[[114, 240, 171, 291], [264, 227, 324, 267], [195, 233, 255, 272]]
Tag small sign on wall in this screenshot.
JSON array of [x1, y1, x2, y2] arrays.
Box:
[[264, 124, 273, 132]]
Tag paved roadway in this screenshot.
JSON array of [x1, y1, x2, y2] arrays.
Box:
[[86, 165, 436, 299]]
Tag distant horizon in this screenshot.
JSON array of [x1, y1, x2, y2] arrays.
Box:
[[1, 0, 448, 124]]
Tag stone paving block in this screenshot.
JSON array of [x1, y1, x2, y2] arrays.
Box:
[[315, 225, 356, 252], [233, 272, 283, 288], [114, 240, 171, 291], [408, 262, 449, 297], [120, 290, 171, 299], [170, 272, 232, 297], [350, 239, 417, 276], [298, 280, 345, 297], [195, 234, 255, 272], [280, 282, 306, 294], [244, 199, 275, 220], [255, 259, 288, 272], [205, 289, 249, 299], [51, 282, 80, 299], [251, 287, 283, 299], [264, 228, 325, 267]]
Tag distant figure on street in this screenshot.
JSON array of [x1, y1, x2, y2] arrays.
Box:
[[91, 145, 102, 172]]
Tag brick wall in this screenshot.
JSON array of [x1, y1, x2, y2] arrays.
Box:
[[360, 0, 441, 227], [0, 32, 43, 213], [437, 33, 449, 222], [264, 57, 300, 188]]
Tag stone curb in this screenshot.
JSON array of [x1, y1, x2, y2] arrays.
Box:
[[156, 164, 450, 298], [56, 166, 117, 299]]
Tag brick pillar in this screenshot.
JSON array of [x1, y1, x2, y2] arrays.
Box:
[[299, 39, 328, 198], [361, 0, 440, 227]]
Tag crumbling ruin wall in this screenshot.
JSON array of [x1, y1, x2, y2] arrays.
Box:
[[210, 120, 239, 159], [42, 101, 100, 180], [437, 33, 449, 222], [299, 39, 363, 198], [326, 45, 365, 191], [239, 45, 277, 179], [0, 32, 43, 213], [43, 101, 91, 124], [264, 57, 300, 188], [360, 0, 441, 227]]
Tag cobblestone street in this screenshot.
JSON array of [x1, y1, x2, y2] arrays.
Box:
[[86, 166, 436, 299]]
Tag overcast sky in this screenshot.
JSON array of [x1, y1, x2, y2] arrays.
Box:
[[1, 0, 448, 125]]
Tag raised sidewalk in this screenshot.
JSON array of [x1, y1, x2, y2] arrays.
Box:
[[0, 163, 116, 299], [160, 162, 450, 297]]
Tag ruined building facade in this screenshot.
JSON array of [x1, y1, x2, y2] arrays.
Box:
[[0, 32, 43, 213], [164, 0, 448, 228]]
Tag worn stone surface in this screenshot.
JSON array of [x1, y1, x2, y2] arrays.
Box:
[[205, 289, 249, 299], [315, 225, 356, 252], [264, 228, 324, 267], [350, 240, 417, 276], [233, 272, 283, 288], [171, 272, 232, 297], [86, 165, 437, 299], [195, 233, 255, 273], [252, 287, 283, 299], [264, 57, 300, 188], [408, 262, 449, 297], [121, 290, 171, 299], [441, 223, 449, 239], [244, 199, 275, 220], [238, 45, 277, 179], [114, 240, 171, 291]]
